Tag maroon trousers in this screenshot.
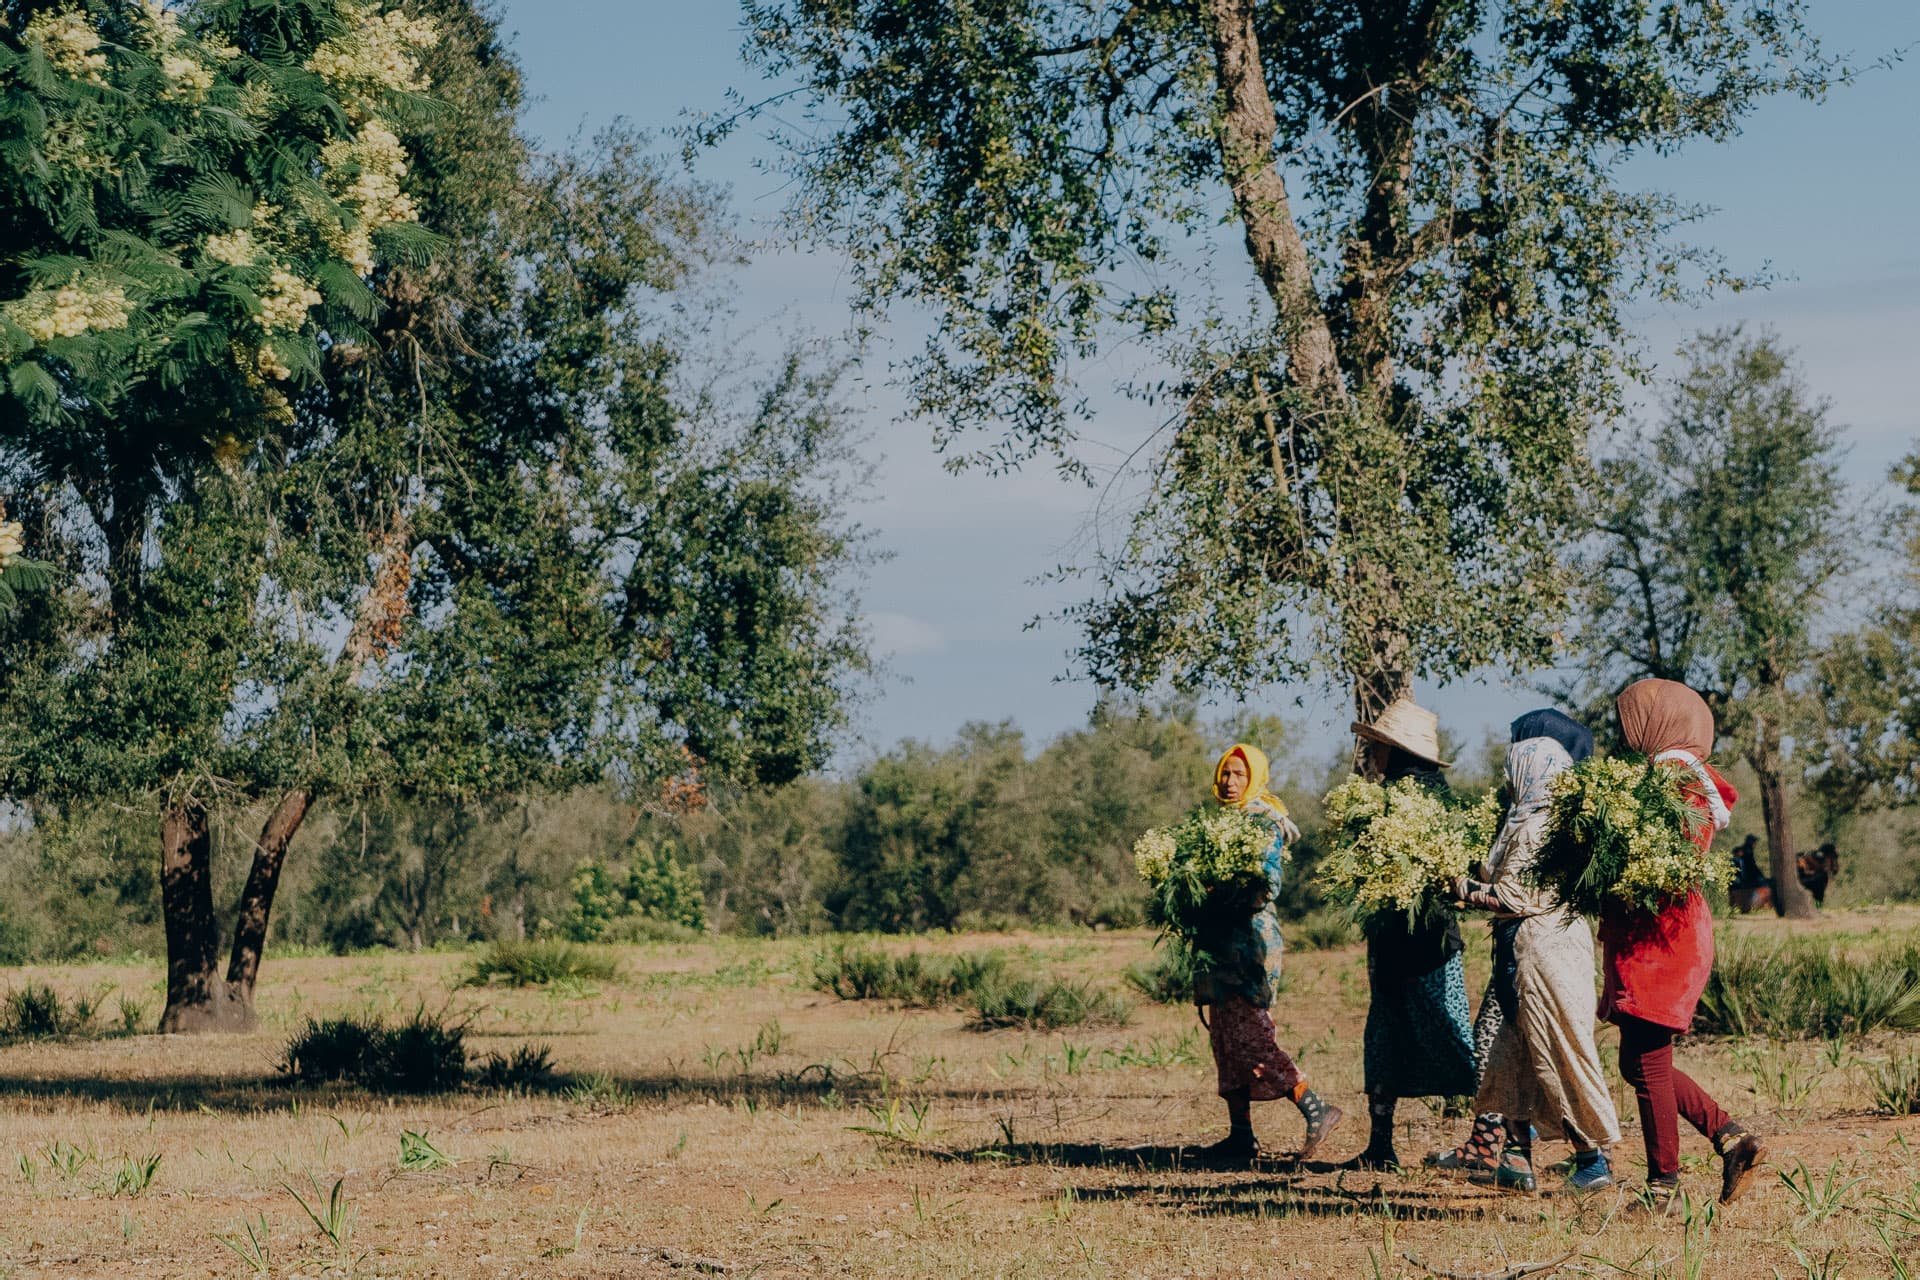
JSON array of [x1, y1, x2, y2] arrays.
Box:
[[1614, 1014, 1732, 1179]]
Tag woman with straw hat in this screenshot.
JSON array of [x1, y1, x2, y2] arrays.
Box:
[[1345, 695, 1477, 1171]]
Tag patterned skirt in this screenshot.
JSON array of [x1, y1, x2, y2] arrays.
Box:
[[1363, 950, 1477, 1099], [1207, 996, 1303, 1101]]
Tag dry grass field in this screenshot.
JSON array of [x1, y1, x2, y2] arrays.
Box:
[[4, 910, 1920, 1278]]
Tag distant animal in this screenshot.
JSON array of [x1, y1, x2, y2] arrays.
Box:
[[1796, 842, 1840, 907]]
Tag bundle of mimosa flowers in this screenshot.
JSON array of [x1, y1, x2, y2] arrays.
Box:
[[1316, 777, 1501, 927], [1133, 806, 1285, 949], [1528, 754, 1727, 916]]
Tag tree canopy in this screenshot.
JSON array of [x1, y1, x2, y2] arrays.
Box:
[[0, 0, 871, 1027], [726, 0, 1831, 718]]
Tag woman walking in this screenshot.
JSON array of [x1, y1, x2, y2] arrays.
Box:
[[1452, 712, 1621, 1193], [1194, 743, 1342, 1163], [1347, 697, 1478, 1171], [1605, 679, 1766, 1208]]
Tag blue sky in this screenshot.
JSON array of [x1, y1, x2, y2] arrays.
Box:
[[497, 2, 1920, 766]]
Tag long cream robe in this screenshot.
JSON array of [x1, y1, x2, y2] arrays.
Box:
[[1473, 744, 1622, 1147]]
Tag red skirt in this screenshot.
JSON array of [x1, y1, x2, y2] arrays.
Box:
[[1208, 996, 1302, 1101]]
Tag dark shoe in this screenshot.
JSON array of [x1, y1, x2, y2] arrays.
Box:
[[1296, 1093, 1344, 1162], [1715, 1123, 1766, 1204], [1470, 1151, 1537, 1194], [1566, 1151, 1614, 1193], [1636, 1175, 1681, 1215], [1197, 1130, 1260, 1164], [1345, 1144, 1400, 1172]]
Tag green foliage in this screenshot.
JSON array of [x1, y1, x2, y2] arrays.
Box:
[[1695, 940, 1920, 1039], [1865, 1051, 1920, 1116], [280, 1008, 469, 1092], [464, 940, 619, 988], [562, 846, 706, 941], [966, 975, 1131, 1032], [1528, 755, 1718, 917], [729, 0, 1833, 714]]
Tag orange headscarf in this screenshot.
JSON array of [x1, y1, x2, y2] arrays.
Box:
[[1616, 678, 1715, 758], [1212, 743, 1290, 819]]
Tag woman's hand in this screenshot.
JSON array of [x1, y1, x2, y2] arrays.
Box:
[[1452, 876, 1502, 911], [1278, 814, 1302, 843]]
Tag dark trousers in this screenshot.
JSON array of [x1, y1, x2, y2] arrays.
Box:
[[1614, 1014, 1732, 1179]]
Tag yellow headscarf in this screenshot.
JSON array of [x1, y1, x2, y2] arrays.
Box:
[[1212, 743, 1290, 818]]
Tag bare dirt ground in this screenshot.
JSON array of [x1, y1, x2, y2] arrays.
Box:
[[3, 909, 1919, 1277]]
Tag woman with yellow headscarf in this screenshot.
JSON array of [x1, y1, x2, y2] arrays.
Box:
[[1193, 743, 1341, 1163]]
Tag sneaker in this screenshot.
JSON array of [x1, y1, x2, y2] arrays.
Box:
[[1296, 1093, 1344, 1162], [1469, 1151, 1537, 1194], [1424, 1113, 1502, 1175], [1714, 1124, 1766, 1204], [1566, 1151, 1613, 1193]]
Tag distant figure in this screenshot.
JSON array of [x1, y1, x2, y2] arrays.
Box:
[[1797, 842, 1840, 907], [1728, 835, 1773, 914]]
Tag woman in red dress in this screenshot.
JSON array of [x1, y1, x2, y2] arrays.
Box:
[[1602, 679, 1766, 1208]]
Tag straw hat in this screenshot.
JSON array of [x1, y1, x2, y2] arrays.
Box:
[[1351, 695, 1451, 768]]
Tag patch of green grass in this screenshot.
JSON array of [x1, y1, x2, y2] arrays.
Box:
[[0, 983, 107, 1040], [1697, 940, 1920, 1039], [810, 945, 1006, 1006], [463, 940, 620, 987], [1865, 1050, 1920, 1115], [475, 1042, 556, 1093], [1288, 908, 1358, 952], [1123, 945, 1195, 1005], [967, 975, 1131, 1031], [280, 1009, 470, 1093]]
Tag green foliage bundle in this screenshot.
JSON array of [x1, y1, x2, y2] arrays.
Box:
[[1529, 755, 1723, 917], [1132, 806, 1282, 954], [1315, 779, 1496, 927]]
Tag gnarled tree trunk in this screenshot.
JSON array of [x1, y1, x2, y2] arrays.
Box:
[[1752, 712, 1815, 919], [221, 788, 317, 1028], [157, 800, 248, 1033]]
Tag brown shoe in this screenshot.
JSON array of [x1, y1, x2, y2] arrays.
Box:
[[1297, 1096, 1343, 1162], [1715, 1124, 1766, 1204]]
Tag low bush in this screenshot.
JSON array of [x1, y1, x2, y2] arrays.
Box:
[[0, 983, 108, 1040], [1865, 1051, 1920, 1116], [1124, 945, 1196, 1005], [967, 976, 1131, 1031], [810, 945, 1006, 1006], [464, 940, 620, 987], [281, 1009, 469, 1092], [476, 1043, 557, 1092], [1288, 908, 1359, 952], [1696, 941, 1920, 1039]]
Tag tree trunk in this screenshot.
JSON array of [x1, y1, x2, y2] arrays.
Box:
[[221, 788, 316, 1027], [1752, 720, 1815, 919], [158, 800, 247, 1033], [1200, 0, 1344, 397]]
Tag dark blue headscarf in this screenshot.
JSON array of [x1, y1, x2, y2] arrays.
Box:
[[1509, 708, 1594, 763]]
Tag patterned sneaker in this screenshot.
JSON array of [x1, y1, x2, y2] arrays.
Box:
[[1470, 1150, 1537, 1194], [1566, 1151, 1613, 1193], [1714, 1123, 1766, 1204], [1424, 1113, 1502, 1175], [1295, 1089, 1344, 1162]]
